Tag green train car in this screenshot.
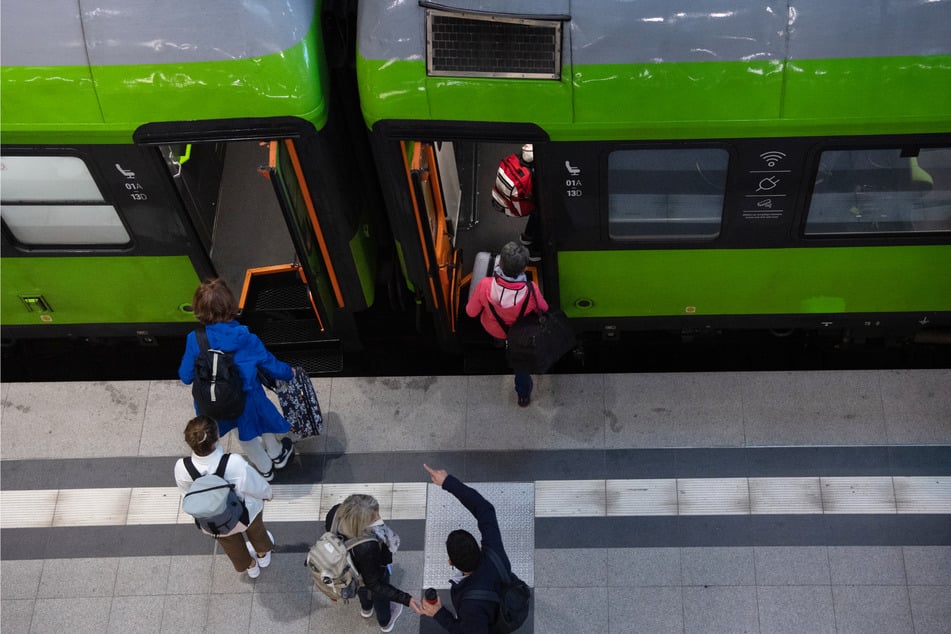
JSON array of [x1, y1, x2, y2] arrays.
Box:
[[3, 1, 951, 373], [358, 0, 951, 350], [1, 1, 385, 371]]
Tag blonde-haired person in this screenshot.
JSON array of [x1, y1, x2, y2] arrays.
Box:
[[324, 494, 421, 632], [174, 415, 274, 578], [179, 278, 295, 481]]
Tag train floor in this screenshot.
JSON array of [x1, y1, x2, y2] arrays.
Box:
[[1, 369, 949, 633]]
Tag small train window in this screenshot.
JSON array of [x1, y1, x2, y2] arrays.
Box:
[[806, 147, 951, 235], [607, 148, 727, 240], [0, 156, 130, 246]]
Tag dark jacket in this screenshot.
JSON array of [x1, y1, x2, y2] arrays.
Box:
[[178, 320, 292, 441], [324, 505, 411, 606], [434, 475, 511, 634]]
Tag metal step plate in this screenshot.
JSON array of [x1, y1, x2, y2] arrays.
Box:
[[423, 481, 534, 589]]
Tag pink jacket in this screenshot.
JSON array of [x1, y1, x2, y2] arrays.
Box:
[[466, 275, 549, 339]]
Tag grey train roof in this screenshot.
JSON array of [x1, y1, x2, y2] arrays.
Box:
[[359, 0, 951, 64], [1, 0, 316, 67]]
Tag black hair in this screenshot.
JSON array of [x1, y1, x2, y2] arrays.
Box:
[[446, 529, 480, 572]]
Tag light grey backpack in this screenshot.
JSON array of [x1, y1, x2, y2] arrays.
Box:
[[181, 454, 248, 537], [305, 518, 378, 602]]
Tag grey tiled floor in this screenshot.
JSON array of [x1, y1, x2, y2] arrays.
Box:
[[2, 369, 950, 633]]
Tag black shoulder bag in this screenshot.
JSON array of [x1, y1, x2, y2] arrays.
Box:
[[487, 281, 575, 373]]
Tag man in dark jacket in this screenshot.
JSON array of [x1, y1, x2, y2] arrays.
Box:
[[413, 464, 512, 633]]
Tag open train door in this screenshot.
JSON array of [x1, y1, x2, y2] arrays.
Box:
[[262, 140, 343, 321], [401, 141, 464, 348], [241, 139, 348, 372]]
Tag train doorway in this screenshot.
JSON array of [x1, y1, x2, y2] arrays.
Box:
[[401, 140, 463, 336], [161, 140, 295, 295], [158, 138, 343, 372]]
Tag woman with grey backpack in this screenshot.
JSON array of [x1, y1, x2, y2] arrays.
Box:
[[174, 415, 274, 578], [322, 494, 422, 631]]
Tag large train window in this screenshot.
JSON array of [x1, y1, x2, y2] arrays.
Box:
[[0, 156, 130, 246], [806, 147, 951, 235], [607, 148, 727, 240]]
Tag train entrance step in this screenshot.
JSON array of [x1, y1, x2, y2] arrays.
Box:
[[273, 342, 344, 375], [246, 318, 344, 374], [243, 272, 312, 313], [250, 318, 325, 347], [239, 268, 343, 374]]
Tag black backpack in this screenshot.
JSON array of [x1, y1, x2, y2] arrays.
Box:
[[192, 325, 245, 420], [463, 548, 531, 633]]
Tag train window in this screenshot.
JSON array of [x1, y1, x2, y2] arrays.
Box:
[[0, 155, 130, 245], [806, 147, 951, 235], [607, 148, 727, 240]]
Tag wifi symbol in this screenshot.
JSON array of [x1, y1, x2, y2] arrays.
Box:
[[760, 151, 786, 167]]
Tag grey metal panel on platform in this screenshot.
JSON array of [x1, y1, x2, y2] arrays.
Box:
[[423, 482, 535, 589]]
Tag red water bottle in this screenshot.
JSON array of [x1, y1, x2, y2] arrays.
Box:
[[425, 588, 438, 605]]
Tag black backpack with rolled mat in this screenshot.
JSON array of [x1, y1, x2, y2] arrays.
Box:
[[192, 325, 245, 420]]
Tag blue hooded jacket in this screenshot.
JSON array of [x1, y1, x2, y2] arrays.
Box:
[[179, 320, 293, 440]]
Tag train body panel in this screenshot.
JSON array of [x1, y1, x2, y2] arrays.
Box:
[[1, 2, 386, 369], [557, 245, 951, 318], [356, 1, 951, 352], [1, 255, 199, 329], [3, 1, 951, 370], [1, 0, 327, 144], [356, 1, 951, 137]]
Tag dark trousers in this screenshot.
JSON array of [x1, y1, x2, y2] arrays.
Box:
[[514, 371, 533, 399], [358, 565, 392, 627], [525, 211, 541, 243]]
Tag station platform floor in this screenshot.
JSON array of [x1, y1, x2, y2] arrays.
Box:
[[1, 368, 949, 633]]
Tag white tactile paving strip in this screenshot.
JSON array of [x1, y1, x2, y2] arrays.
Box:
[[0, 490, 58, 528], [894, 476, 951, 514], [606, 478, 679, 516], [1, 477, 949, 530], [748, 477, 823, 514]]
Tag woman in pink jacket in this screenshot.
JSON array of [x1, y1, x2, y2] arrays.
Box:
[[465, 241, 548, 406]]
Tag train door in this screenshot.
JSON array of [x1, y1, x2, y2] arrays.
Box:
[[401, 140, 464, 342], [261, 139, 342, 330], [159, 138, 344, 372]]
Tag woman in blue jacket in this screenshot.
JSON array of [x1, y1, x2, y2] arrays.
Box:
[[179, 278, 294, 480]]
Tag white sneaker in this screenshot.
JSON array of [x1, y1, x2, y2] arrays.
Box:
[[256, 467, 274, 482], [246, 560, 260, 579], [360, 607, 374, 619], [380, 603, 403, 632], [246, 530, 274, 568], [272, 437, 294, 469]]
